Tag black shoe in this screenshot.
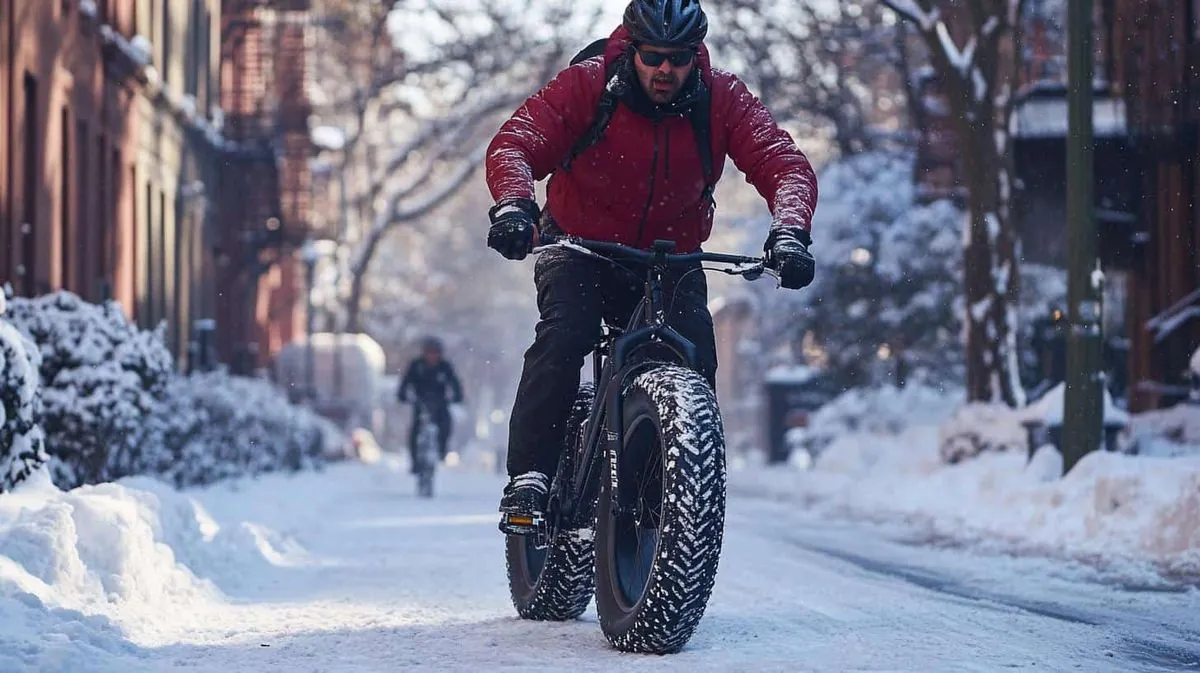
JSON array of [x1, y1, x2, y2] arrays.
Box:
[[498, 471, 550, 536]]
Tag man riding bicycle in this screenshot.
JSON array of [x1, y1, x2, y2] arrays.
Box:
[[485, 0, 819, 526], [397, 337, 464, 472]]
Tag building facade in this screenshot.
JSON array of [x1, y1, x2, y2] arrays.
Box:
[[1, 0, 139, 305], [1113, 0, 1200, 410], [2, 0, 312, 374]]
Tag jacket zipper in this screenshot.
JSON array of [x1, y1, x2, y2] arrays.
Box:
[[635, 120, 662, 248], [663, 125, 671, 180]]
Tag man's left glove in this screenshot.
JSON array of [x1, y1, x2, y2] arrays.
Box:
[[487, 198, 540, 261], [764, 227, 816, 290]]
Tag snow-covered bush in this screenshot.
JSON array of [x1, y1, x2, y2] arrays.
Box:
[[793, 151, 964, 388], [0, 293, 48, 492], [153, 370, 346, 488], [788, 383, 961, 461], [4, 292, 173, 488], [756, 151, 1075, 390]]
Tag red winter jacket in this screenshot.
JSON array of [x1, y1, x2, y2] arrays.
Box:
[[485, 26, 817, 252]]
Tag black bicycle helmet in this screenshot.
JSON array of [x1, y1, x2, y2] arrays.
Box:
[[622, 0, 708, 48]]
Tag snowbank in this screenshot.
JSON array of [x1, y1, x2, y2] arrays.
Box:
[[1127, 402, 1200, 458], [738, 387, 1200, 579], [0, 466, 330, 669]]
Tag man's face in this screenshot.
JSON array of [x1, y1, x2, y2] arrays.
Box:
[[423, 348, 441, 364], [633, 45, 696, 104]]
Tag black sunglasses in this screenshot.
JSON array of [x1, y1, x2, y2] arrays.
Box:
[[636, 48, 695, 68]]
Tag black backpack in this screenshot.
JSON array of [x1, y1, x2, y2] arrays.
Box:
[[559, 38, 715, 204]]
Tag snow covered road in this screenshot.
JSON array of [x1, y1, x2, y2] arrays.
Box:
[[5, 461, 1199, 672]]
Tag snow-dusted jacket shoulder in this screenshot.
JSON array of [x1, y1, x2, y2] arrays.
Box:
[[485, 26, 817, 251], [712, 68, 818, 236], [485, 58, 608, 202]]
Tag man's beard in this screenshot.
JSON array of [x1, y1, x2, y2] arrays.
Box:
[[647, 73, 679, 102]]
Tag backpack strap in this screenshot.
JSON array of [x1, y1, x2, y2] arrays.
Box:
[[562, 65, 624, 172], [689, 84, 715, 204]]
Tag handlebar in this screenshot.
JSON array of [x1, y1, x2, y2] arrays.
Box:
[[534, 233, 774, 280]]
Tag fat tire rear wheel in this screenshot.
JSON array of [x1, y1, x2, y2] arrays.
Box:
[[505, 384, 597, 620]]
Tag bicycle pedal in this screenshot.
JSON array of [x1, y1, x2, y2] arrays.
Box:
[[499, 512, 549, 546]]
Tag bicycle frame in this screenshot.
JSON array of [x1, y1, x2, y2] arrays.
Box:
[[537, 237, 767, 537]]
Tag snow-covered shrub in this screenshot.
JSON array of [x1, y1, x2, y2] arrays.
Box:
[[791, 151, 964, 388], [4, 292, 174, 488], [0, 292, 48, 492], [153, 370, 346, 488], [788, 383, 961, 460], [756, 151, 1076, 390]]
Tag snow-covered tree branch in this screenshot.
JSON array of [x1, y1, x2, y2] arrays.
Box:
[[308, 0, 596, 333], [708, 0, 911, 156]]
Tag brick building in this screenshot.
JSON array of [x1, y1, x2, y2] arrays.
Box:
[[1, 0, 141, 305], [1113, 0, 1200, 410], [2, 0, 312, 374]]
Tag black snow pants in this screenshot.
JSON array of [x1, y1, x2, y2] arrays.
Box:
[[506, 246, 717, 478]]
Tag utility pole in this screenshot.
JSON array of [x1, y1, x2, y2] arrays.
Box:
[[1062, 0, 1104, 472]]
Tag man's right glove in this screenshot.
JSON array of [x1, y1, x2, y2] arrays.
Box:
[[487, 198, 539, 261], [764, 227, 816, 290]]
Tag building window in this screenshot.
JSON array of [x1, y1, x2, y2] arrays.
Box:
[[147, 1, 156, 66], [60, 107, 70, 292], [21, 73, 38, 296], [96, 133, 107, 296], [145, 182, 154, 324], [1192, 0, 1200, 42], [158, 190, 167, 324], [76, 119, 89, 294], [162, 1, 171, 88], [202, 10, 213, 114]]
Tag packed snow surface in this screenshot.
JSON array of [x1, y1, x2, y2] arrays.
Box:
[[1, 454, 1197, 671]]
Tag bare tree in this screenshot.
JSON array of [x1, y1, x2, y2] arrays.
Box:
[[309, 0, 596, 332], [880, 0, 1027, 407], [707, 0, 912, 155]]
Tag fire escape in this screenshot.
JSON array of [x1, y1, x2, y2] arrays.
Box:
[[218, 0, 312, 373]]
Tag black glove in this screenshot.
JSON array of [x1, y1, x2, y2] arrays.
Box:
[[487, 198, 539, 261], [764, 227, 815, 290]]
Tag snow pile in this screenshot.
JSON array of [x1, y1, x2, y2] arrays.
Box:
[[0, 471, 211, 668], [937, 402, 1030, 464], [4, 292, 174, 489], [738, 386, 1200, 577], [154, 370, 348, 488], [1126, 403, 1200, 458], [0, 298, 48, 492], [0, 467, 327, 669]]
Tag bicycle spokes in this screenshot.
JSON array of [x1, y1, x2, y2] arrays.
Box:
[[612, 417, 664, 608]]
